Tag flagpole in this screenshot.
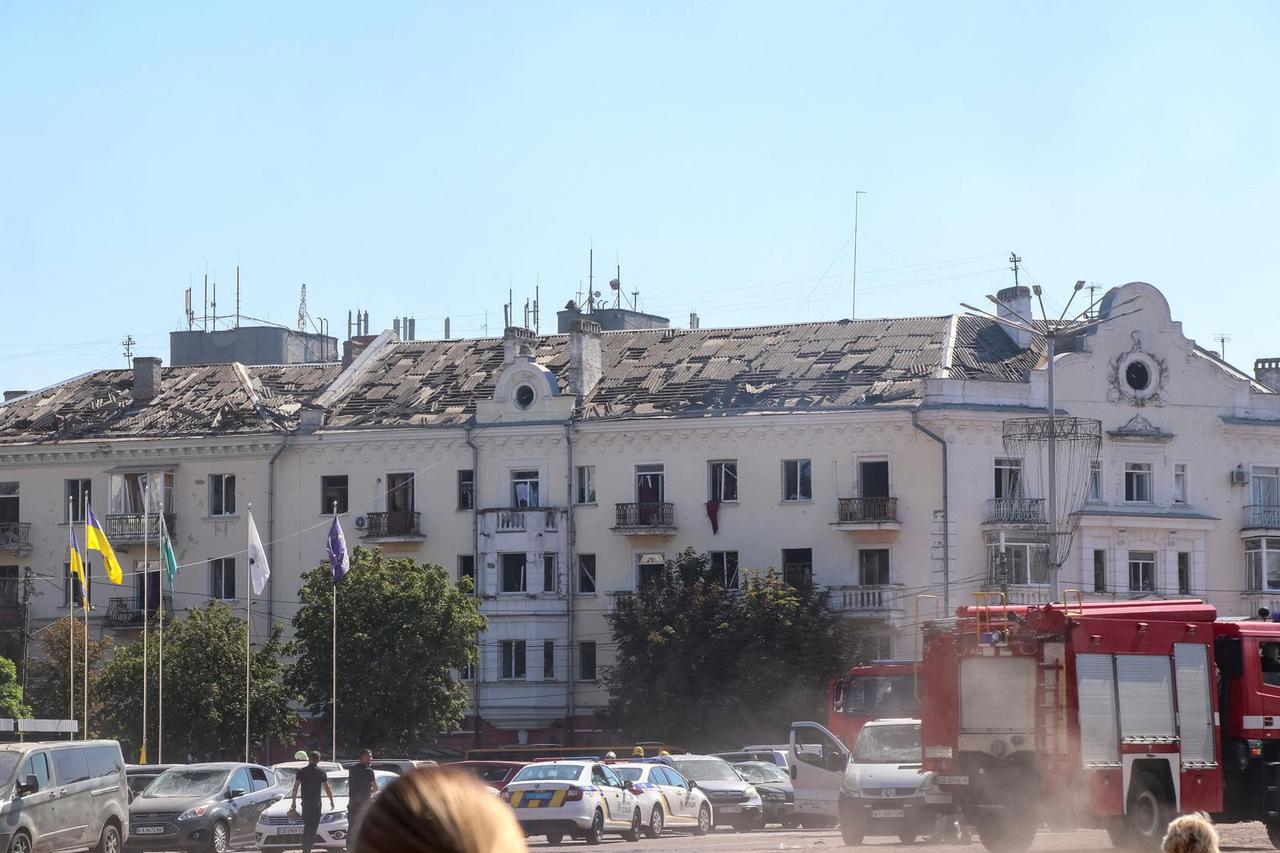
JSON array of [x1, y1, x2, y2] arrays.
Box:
[[331, 501, 338, 763], [157, 494, 165, 764], [82, 492, 89, 740], [141, 479, 149, 763], [67, 495, 75, 741], [245, 503, 252, 764]]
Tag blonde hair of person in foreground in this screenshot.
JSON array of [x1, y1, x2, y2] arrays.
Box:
[[355, 767, 528, 853], [1162, 813, 1220, 853]]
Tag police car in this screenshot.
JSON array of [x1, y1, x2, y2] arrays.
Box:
[[609, 762, 713, 837], [502, 760, 643, 845]]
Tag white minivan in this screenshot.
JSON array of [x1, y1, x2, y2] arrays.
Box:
[[0, 740, 130, 853], [837, 718, 933, 845]]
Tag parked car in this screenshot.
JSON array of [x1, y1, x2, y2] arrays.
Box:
[[127, 764, 178, 798], [609, 762, 713, 837], [446, 760, 527, 792], [649, 754, 763, 831], [255, 769, 397, 851], [339, 758, 418, 776], [127, 762, 280, 853], [733, 761, 795, 827], [0, 739, 130, 853], [838, 718, 931, 845], [503, 760, 643, 845], [269, 761, 342, 792], [715, 749, 790, 770]]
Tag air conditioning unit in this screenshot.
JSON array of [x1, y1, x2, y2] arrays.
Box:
[[1230, 466, 1250, 486], [354, 515, 368, 529]]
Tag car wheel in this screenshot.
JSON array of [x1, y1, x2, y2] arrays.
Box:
[[622, 808, 642, 842], [1266, 823, 1280, 850], [6, 831, 31, 853], [694, 804, 712, 836], [899, 830, 918, 844], [98, 822, 122, 853], [781, 818, 799, 829], [840, 821, 864, 846], [209, 820, 230, 853], [584, 809, 604, 845], [646, 804, 664, 839], [545, 833, 563, 845]]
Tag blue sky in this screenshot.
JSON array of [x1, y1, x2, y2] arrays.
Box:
[[2, 2, 1277, 391]]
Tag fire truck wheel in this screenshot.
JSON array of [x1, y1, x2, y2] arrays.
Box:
[[1265, 822, 1280, 849], [898, 830, 918, 844], [1125, 772, 1172, 847], [975, 812, 1038, 853]]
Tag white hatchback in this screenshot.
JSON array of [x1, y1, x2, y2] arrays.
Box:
[[255, 769, 397, 851], [610, 762, 713, 837], [503, 760, 643, 845]]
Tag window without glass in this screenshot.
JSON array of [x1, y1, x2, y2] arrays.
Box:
[[500, 554, 527, 593], [210, 557, 236, 600], [1173, 464, 1188, 504], [858, 549, 891, 586], [859, 460, 890, 498], [321, 475, 348, 515], [709, 461, 738, 502], [993, 459, 1023, 500], [511, 470, 540, 508], [1128, 550, 1157, 592], [1178, 552, 1191, 595], [636, 464, 665, 504], [637, 555, 665, 590], [1093, 550, 1107, 593], [543, 554, 557, 593], [0, 483, 17, 526], [578, 641, 597, 681], [576, 555, 597, 594], [65, 479, 92, 522], [135, 565, 162, 613], [1088, 461, 1103, 502], [782, 548, 813, 588], [457, 470, 474, 510], [574, 466, 596, 504], [110, 471, 173, 515], [210, 474, 237, 516], [458, 555, 476, 592], [501, 640, 526, 680], [0, 566, 18, 607], [710, 551, 739, 589], [386, 472, 415, 512], [1124, 463, 1152, 503], [1246, 538, 1280, 592], [543, 640, 555, 680], [1254, 466, 1280, 506], [986, 541, 1049, 586], [783, 460, 812, 502]]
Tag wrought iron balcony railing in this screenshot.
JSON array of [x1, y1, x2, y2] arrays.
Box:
[[361, 511, 423, 539], [985, 498, 1046, 524], [1243, 504, 1280, 530], [613, 502, 675, 530], [836, 497, 898, 523], [0, 522, 31, 552], [105, 513, 176, 544]]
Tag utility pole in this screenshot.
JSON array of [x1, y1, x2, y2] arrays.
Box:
[[1009, 252, 1022, 287], [121, 336, 136, 364], [851, 191, 867, 320]]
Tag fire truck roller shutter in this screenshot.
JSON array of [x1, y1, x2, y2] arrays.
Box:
[[959, 657, 1036, 754], [1173, 644, 1215, 766], [1075, 654, 1121, 766], [1116, 655, 1177, 740]]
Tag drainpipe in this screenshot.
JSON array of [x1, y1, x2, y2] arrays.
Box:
[[465, 420, 481, 749], [266, 433, 291, 635], [911, 412, 949, 612], [564, 421, 575, 746]]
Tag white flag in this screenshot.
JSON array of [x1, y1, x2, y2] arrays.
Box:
[[248, 513, 271, 596]]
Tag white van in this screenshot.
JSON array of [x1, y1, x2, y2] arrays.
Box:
[[787, 721, 850, 827], [837, 718, 932, 845], [0, 740, 130, 853]]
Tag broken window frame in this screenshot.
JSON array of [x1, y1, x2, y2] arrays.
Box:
[[210, 557, 237, 600], [209, 473, 237, 517], [782, 459, 812, 502], [500, 640, 526, 680], [320, 475, 348, 515], [500, 553, 527, 593], [511, 469, 541, 508], [574, 465, 596, 505], [576, 554, 597, 594], [708, 461, 739, 503], [709, 550, 739, 589], [457, 470, 474, 511]]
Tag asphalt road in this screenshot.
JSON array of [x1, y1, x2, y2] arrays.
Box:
[[530, 823, 1279, 853]]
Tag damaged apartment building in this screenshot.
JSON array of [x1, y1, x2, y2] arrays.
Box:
[[1, 281, 1280, 748]]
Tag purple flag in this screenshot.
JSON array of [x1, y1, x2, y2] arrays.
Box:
[[327, 517, 350, 584]]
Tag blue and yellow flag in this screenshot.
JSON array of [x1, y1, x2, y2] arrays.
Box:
[[84, 504, 123, 585], [68, 527, 87, 610]]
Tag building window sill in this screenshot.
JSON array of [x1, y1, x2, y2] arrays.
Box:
[[208, 514, 240, 521], [780, 499, 814, 505]]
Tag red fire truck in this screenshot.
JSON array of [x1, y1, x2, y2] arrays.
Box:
[[918, 598, 1280, 852], [828, 660, 919, 746]]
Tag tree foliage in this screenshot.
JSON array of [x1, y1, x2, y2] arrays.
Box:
[[26, 616, 110, 734], [0, 657, 29, 721], [604, 548, 847, 749], [287, 547, 486, 754], [96, 603, 297, 762]]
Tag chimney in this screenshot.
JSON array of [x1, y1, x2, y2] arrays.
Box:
[[2, 391, 28, 402], [342, 335, 377, 368], [568, 319, 602, 399], [132, 356, 163, 402], [502, 326, 538, 365], [1256, 358, 1280, 392], [995, 285, 1034, 349]]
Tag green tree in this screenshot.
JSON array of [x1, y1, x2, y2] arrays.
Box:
[[26, 616, 110, 735], [287, 547, 486, 754], [96, 603, 297, 762], [0, 657, 29, 721], [604, 548, 846, 749]]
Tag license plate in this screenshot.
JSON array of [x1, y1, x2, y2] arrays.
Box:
[[871, 809, 905, 819], [936, 776, 969, 785], [716, 805, 740, 814], [276, 826, 304, 835], [134, 827, 165, 835]]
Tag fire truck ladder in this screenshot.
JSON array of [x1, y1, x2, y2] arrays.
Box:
[[971, 591, 1007, 647]]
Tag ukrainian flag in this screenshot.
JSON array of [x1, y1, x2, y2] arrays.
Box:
[[68, 528, 87, 610], [84, 505, 123, 585]]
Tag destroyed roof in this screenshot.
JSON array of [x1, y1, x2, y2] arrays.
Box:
[[323, 314, 1041, 429], [0, 363, 341, 445]]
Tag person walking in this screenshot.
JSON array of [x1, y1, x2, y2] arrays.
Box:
[[290, 750, 335, 853], [348, 749, 377, 837]]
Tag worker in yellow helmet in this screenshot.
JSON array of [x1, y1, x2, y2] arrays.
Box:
[[659, 749, 670, 756], [632, 746, 645, 758]]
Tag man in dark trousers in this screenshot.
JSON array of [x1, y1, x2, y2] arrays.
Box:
[[347, 749, 377, 836], [289, 750, 335, 853]]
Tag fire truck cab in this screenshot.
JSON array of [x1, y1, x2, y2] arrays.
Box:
[[921, 599, 1280, 852]]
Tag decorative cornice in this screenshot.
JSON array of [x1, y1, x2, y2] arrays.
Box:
[[0, 438, 283, 468]]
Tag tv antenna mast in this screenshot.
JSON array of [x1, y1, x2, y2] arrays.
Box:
[[121, 335, 136, 363], [297, 284, 308, 331], [851, 190, 867, 320], [1214, 333, 1232, 362]]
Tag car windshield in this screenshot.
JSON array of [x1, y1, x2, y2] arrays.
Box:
[[143, 768, 229, 798], [843, 675, 919, 717], [613, 768, 643, 782], [670, 759, 739, 783], [736, 763, 788, 784], [512, 765, 582, 783], [853, 724, 921, 764], [274, 767, 298, 786]]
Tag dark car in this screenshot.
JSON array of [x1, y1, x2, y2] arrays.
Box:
[[126, 764, 178, 799], [649, 754, 764, 831], [127, 762, 279, 853], [448, 760, 527, 792], [733, 761, 795, 827]]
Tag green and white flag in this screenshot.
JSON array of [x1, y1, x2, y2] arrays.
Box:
[[159, 513, 178, 589]]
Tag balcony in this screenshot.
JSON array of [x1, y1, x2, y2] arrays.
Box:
[[489, 508, 560, 533], [832, 497, 901, 532], [1243, 505, 1280, 531], [105, 513, 176, 545], [103, 594, 175, 628], [985, 498, 1046, 525], [360, 511, 424, 541], [611, 502, 676, 535], [828, 584, 904, 616], [0, 522, 31, 554]]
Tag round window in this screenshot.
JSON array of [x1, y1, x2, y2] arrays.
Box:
[[1125, 360, 1151, 392], [514, 384, 535, 409]]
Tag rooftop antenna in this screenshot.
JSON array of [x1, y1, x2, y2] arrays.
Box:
[[203, 271, 209, 332], [1085, 283, 1100, 318], [610, 260, 622, 309], [122, 335, 136, 364], [298, 284, 308, 331], [184, 286, 195, 331], [1009, 252, 1022, 287], [1215, 333, 1232, 361], [587, 248, 594, 311], [211, 275, 217, 330], [235, 265, 241, 329], [534, 278, 540, 334], [631, 289, 640, 311], [852, 190, 867, 320]]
